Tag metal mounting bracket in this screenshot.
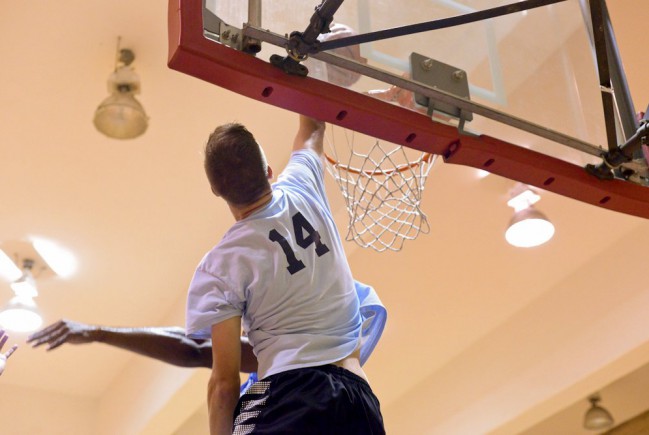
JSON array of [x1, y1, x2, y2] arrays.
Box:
[[410, 53, 473, 134], [218, 23, 243, 51]]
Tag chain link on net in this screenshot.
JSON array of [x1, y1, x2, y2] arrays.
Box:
[[325, 127, 436, 252]]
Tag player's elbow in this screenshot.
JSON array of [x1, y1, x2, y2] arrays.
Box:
[[207, 373, 240, 407], [207, 374, 240, 393]]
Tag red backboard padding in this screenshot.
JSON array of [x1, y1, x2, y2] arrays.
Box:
[[168, 0, 649, 219]]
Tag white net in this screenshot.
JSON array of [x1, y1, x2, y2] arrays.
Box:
[[325, 128, 436, 252]]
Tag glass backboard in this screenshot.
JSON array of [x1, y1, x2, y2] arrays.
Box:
[[168, 0, 649, 219]]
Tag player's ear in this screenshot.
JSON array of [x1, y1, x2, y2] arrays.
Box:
[[210, 184, 221, 197], [266, 165, 273, 180]]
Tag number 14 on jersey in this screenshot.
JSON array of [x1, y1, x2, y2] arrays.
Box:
[[269, 212, 330, 275]]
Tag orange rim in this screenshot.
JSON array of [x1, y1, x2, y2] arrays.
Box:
[[325, 152, 434, 176]]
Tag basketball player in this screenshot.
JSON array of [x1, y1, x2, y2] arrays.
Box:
[[186, 115, 385, 434], [0, 330, 18, 376]]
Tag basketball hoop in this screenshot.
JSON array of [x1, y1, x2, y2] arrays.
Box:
[[325, 127, 436, 252]]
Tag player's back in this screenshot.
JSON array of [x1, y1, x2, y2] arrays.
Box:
[[221, 149, 361, 378]]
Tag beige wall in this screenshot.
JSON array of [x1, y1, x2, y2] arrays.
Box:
[[0, 383, 97, 435]]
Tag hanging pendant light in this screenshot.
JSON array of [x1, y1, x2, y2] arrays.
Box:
[[583, 394, 614, 430], [505, 183, 555, 248], [93, 46, 148, 140], [0, 295, 42, 333], [0, 240, 76, 333], [0, 259, 43, 332]]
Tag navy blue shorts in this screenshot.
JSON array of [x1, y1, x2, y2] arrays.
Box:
[[233, 365, 385, 435]]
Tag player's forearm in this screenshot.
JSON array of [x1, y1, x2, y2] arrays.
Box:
[[94, 327, 258, 372], [293, 115, 325, 155], [30, 320, 259, 372], [92, 326, 213, 368], [207, 372, 240, 434]]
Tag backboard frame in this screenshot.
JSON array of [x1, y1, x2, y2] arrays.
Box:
[[168, 0, 649, 219]]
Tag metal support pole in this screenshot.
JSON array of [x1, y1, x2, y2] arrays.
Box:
[[589, 0, 618, 151], [248, 0, 261, 25], [582, 0, 645, 180], [244, 0, 263, 53], [602, 1, 639, 142]]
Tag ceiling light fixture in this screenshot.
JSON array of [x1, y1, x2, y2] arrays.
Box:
[[0, 259, 43, 333], [93, 43, 148, 140], [583, 394, 614, 430], [0, 240, 73, 333], [0, 295, 42, 333], [9, 259, 37, 298], [505, 183, 555, 248]]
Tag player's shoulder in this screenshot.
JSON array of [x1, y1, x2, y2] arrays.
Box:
[[220, 221, 268, 247], [198, 226, 268, 276]]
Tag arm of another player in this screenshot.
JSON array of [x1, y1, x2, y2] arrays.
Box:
[[28, 319, 258, 372], [0, 330, 18, 376], [208, 316, 242, 435], [292, 115, 326, 157]]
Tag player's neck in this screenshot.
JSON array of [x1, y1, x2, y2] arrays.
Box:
[[231, 190, 273, 221]]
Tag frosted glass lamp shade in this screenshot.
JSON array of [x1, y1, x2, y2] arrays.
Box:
[[0, 296, 43, 333], [94, 92, 148, 139], [584, 396, 614, 430], [505, 207, 555, 248]]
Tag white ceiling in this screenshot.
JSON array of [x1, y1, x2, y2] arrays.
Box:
[[1, 1, 649, 434]]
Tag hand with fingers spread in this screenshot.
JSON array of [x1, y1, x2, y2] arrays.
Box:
[[0, 329, 18, 375], [27, 319, 99, 351]]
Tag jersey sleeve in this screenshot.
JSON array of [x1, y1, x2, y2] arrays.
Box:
[[185, 267, 245, 340], [275, 149, 329, 209], [355, 280, 387, 366]]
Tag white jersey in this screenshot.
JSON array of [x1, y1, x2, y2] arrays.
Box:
[[186, 149, 379, 379]]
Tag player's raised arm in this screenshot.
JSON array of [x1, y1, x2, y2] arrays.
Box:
[[292, 115, 325, 156]]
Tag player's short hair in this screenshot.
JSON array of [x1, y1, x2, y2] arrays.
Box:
[[204, 123, 270, 205]]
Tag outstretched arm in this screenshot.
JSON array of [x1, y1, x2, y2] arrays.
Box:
[[292, 115, 326, 156], [27, 319, 257, 373]]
